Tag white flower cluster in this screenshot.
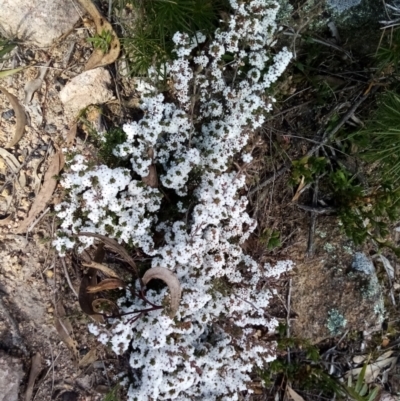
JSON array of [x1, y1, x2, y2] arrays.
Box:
[[54, 155, 162, 255], [55, 0, 293, 399]]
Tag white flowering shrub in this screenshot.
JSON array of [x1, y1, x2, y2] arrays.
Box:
[[55, 0, 294, 399]]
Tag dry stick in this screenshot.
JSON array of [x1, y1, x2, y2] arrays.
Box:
[[0, 296, 28, 355], [286, 278, 292, 364], [60, 257, 78, 298], [306, 174, 320, 257], [251, 87, 377, 195]]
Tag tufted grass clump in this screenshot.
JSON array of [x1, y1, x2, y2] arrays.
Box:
[[113, 0, 230, 75]]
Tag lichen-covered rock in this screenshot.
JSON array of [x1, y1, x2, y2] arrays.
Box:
[[59, 68, 114, 117], [0, 352, 24, 401], [291, 251, 384, 343], [0, 0, 82, 47]]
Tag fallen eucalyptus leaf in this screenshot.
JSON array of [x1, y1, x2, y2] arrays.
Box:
[[78, 232, 139, 278], [353, 355, 367, 364], [0, 86, 26, 147], [82, 261, 121, 279], [87, 278, 126, 293], [15, 151, 61, 233], [78, 243, 105, 322], [77, 0, 120, 70], [292, 175, 306, 202], [79, 348, 97, 368], [0, 214, 11, 225], [346, 356, 397, 383], [142, 267, 181, 317], [287, 386, 306, 401], [24, 60, 51, 105], [25, 352, 43, 401], [0, 147, 26, 187], [54, 300, 79, 361], [376, 350, 394, 362]]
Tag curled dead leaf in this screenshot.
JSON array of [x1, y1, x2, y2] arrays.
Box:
[[142, 267, 181, 317], [0, 214, 11, 225], [92, 298, 119, 315], [25, 353, 43, 401], [87, 278, 126, 293], [82, 261, 121, 279], [0, 86, 26, 147], [79, 272, 104, 323], [77, 0, 120, 70], [15, 151, 62, 234], [78, 232, 139, 278]]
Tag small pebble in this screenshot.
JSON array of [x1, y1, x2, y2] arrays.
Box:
[[1, 109, 15, 120], [45, 124, 57, 134]]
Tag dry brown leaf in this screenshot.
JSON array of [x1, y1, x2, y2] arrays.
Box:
[[142, 148, 158, 188], [15, 151, 61, 233], [87, 278, 126, 293], [92, 298, 119, 315], [142, 267, 181, 317], [54, 300, 79, 361], [0, 86, 27, 147], [0, 147, 26, 187], [287, 386, 306, 401], [292, 176, 306, 202], [24, 352, 43, 401], [77, 0, 120, 70], [82, 261, 121, 279], [79, 348, 98, 368], [0, 214, 11, 225], [65, 123, 77, 148], [142, 165, 158, 188], [79, 272, 104, 323], [346, 357, 397, 383], [78, 232, 139, 278]]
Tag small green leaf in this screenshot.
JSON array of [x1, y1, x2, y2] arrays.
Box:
[[0, 66, 25, 79]]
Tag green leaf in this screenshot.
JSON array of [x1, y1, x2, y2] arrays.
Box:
[[0, 66, 25, 79]]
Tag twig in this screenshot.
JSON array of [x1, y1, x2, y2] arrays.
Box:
[[108, 0, 113, 21], [60, 257, 78, 298], [306, 174, 320, 257], [286, 278, 292, 364], [296, 204, 337, 214], [305, 86, 379, 158], [0, 296, 28, 355], [322, 329, 349, 358], [249, 162, 291, 196], [251, 86, 377, 194], [26, 206, 50, 240]]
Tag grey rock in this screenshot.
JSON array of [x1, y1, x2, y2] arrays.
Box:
[[60, 68, 114, 117], [0, 352, 24, 401], [352, 252, 375, 275], [0, 0, 82, 47], [1, 109, 15, 121]]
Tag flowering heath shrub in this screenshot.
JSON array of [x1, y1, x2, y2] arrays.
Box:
[[55, 0, 293, 399]]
